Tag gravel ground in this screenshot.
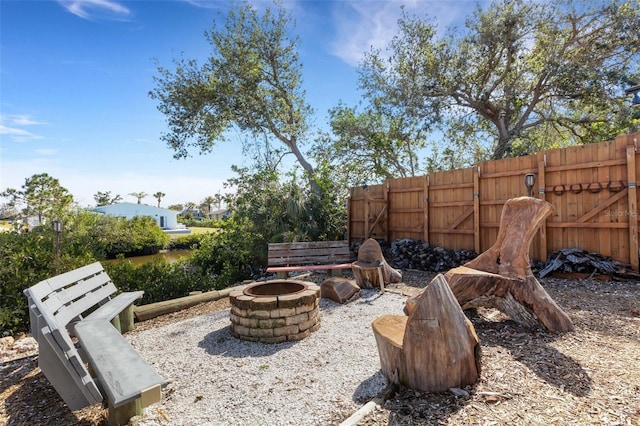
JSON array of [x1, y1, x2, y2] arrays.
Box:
[[3, 270, 639, 426], [126, 287, 407, 426]]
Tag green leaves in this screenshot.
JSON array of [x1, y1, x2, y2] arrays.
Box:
[[1, 173, 74, 227], [357, 0, 640, 163]]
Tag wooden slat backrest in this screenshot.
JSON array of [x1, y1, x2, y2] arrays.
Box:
[[26, 262, 117, 327], [268, 241, 351, 267], [24, 284, 104, 410]]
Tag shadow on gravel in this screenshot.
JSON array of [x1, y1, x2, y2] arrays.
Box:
[[198, 325, 299, 358]]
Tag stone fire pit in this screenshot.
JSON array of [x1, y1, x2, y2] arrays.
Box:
[[229, 280, 321, 343]]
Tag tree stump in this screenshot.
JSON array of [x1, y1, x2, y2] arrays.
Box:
[[320, 277, 361, 304], [352, 239, 402, 289], [435, 197, 573, 333], [372, 274, 481, 392]]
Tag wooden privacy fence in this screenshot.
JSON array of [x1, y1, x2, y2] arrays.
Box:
[[347, 132, 640, 271]]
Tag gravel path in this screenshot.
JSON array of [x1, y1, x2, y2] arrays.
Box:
[[126, 288, 407, 426]]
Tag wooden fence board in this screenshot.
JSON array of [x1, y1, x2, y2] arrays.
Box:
[[347, 132, 640, 269]]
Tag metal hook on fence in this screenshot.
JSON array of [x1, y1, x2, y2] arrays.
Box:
[[552, 185, 565, 195], [569, 183, 583, 194], [586, 182, 603, 193]]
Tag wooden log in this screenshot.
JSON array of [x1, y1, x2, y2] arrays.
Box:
[[445, 267, 574, 332], [351, 261, 383, 289], [372, 274, 481, 392], [320, 277, 361, 304], [133, 287, 237, 322]]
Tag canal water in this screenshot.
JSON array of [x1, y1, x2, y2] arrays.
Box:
[[102, 249, 192, 267]]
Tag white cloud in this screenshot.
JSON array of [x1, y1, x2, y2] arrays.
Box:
[[58, 0, 131, 20], [8, 114, 47, 126], [330, 0, 479, 67], [0, 114, 45, 141]]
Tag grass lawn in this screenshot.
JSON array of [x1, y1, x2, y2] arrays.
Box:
[[188, 226, 219, 235], [168, 226, 219, 240]]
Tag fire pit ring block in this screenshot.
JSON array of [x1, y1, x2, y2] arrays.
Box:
[[229, 280, 321, 343]]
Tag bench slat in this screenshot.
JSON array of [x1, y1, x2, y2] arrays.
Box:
[[74, 320, 165, 408], [268, 241, 349, 250], [45, 283, 117, 328], [43, 262, 106, 291], [85, 291, 144, 322], [45, 273, 115, 309], [267, 241, 352, 268], [266, 263, 353, 273]]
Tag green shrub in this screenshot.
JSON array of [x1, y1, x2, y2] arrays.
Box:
[[179, 217, 220, 228], [167, 233, 205, 250], [189, 215, 264, 283], [104, 260, 224, 305]]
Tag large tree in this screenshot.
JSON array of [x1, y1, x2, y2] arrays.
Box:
[[149, 1, 318, 193], [359, 0, 640, 163], [1, 173, 73, 226], [312, 102, 429, 186], [93, 191, 122, 206]]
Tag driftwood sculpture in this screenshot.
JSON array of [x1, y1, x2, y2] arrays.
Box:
[[351, 238, 402, 289], [412, 197, 573, 333], [372, 274, 481, 392]]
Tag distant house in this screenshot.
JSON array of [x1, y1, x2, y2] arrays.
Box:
[[93, 202, 180, 230], [209, 208, 230, 220], [178, 208, 204, 220]]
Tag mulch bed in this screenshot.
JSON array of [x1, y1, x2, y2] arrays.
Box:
[[2, 272, 639, 426]]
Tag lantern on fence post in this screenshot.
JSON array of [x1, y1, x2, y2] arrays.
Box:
[[524, 174, 536, 197]]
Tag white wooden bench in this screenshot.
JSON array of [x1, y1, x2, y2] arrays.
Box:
[[266, 240, 353, 278], [23, 262, 165, 425]]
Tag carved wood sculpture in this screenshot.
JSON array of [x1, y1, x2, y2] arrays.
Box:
[[406, 197, 574, 333], [372, 274, 481, 392], [352, 238, 402, 289]]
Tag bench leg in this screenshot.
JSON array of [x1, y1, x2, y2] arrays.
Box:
[[108, 398, 141, 426], [110, 315, 121, 333], [119, 304, 135, 333], [277, 271, 288, 279]]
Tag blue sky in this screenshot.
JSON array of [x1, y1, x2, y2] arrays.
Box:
[[1, 0, 480, 208]]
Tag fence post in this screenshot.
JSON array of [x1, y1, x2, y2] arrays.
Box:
[[423, 175, 429, 244], [363, 186, 370, 240], [626, 142, 639, 271], [346, 188, 352, 244], [385, 180, 390, 243], [473, 166, 480, 253], [536, 152, 548, 263]]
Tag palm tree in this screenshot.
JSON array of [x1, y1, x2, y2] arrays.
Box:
[[201, 196, 216, 216], [128, 192, 147, 204], [154, 191, 166, 208]]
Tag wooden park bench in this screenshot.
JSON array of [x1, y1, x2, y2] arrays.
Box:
[[266, 240, 353, 278], [23, 262, 165, 425]]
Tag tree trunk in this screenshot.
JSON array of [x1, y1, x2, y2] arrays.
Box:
[[352, 238, 402, 289], [372, 274, 481, 392]]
